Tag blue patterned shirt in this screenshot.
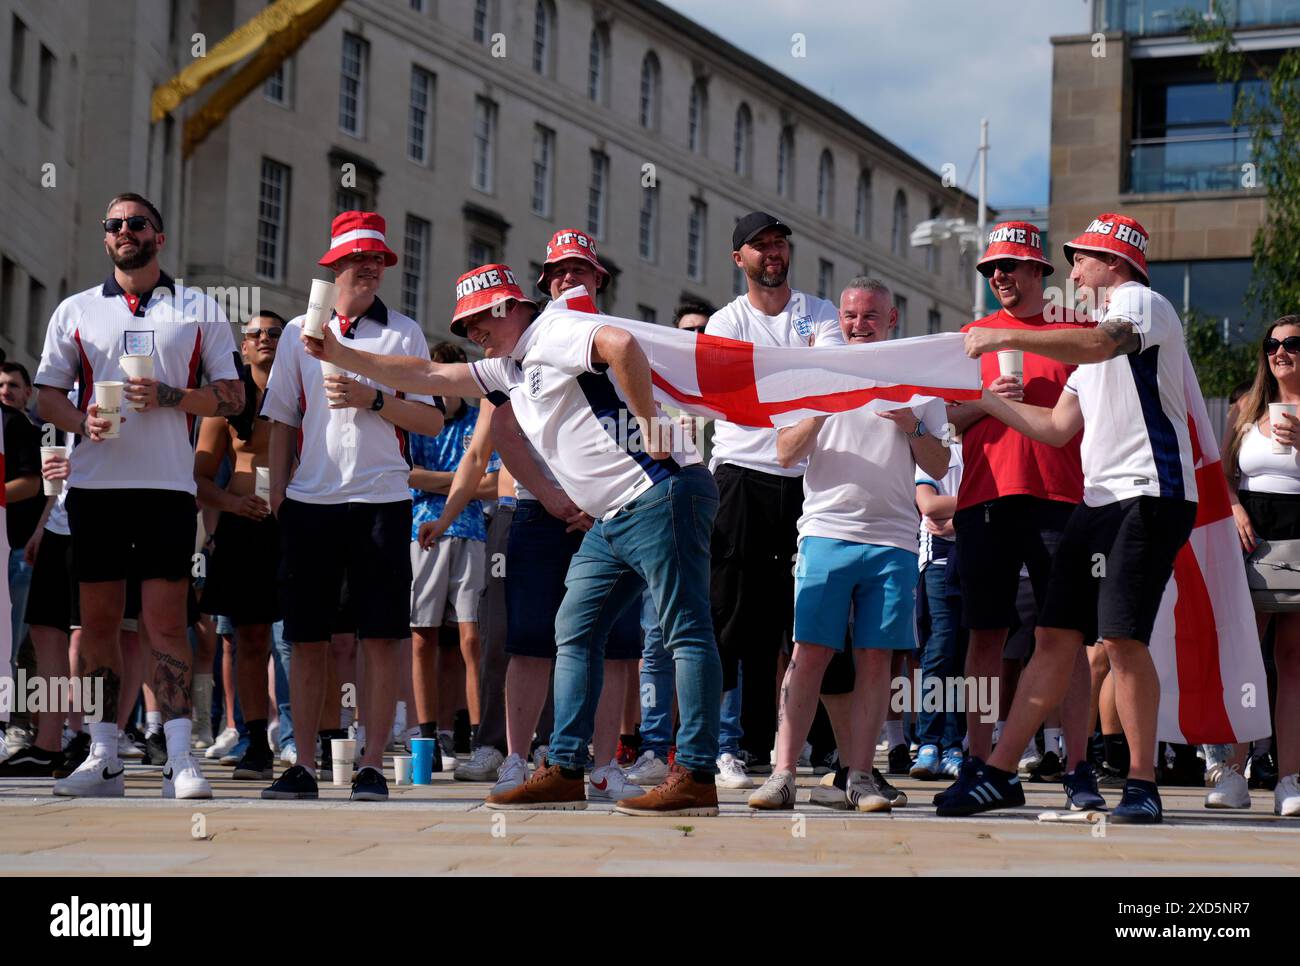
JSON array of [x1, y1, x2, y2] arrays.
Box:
[[409, 402, 498, 542]]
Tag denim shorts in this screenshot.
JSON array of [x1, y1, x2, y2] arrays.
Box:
[[794, 536, 919, 650]]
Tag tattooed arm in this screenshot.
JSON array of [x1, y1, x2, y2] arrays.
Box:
[[125, 377, 245, 417], [963, 320, 1140, 366]]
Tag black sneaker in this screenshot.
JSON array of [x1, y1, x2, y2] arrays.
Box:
[[1247, 751, 1279, 791], [233, 744, 276, 780], [1112, 780, 1162, 824], [738, 749, 772, 775], [142, 732, 168, 766], [887, 743, 911, 776], [935, 762, 1024, 816], [1063, 761, 1107, 811], [261, 764, 319, 800], [0, 746, 63, 777], [933, 755, 982, 806], [318, 749, 333, 783], [1028, 750, 1064, 783], [351, 765, 388, 802], [813, 749, 839, 776], [872, 768, 908, 807], [52, 733, 90, 779]]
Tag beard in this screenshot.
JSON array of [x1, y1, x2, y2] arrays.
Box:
[[753, 263, 788, 288], [110, 236, 157, 271]]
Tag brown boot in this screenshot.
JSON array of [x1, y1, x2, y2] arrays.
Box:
[[485, 763, 587, 810], [615, 765, 719, 816]]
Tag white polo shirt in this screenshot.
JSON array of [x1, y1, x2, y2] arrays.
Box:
[[261, 297, 440, 505], [798, 398, 947, 552], [1063, 282, 1198, 507], [469, 313, 701, 520], [35, 273, 240, 494], [705, 290, 843, 477]]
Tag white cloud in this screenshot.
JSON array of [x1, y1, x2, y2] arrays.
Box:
[[660, 0, 1091, 208]]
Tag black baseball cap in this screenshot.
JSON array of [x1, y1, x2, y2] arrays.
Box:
[[732, 211, 792, 251]]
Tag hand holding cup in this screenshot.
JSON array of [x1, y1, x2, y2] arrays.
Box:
[[988, 373, 1024, 401]]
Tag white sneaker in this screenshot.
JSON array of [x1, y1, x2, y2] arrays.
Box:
[[492, 753, 529, 796], [204, 727, 240, 760], [716, 752, 753, 789], [589, 762, 643, 803], [117, 730, 144, 760], [455, 746, 505, 782], [626, 750, 670, 785], [1205, 763, 1251, 809], [267, 720, 280, 753], [748, 769, 796, 810], [1274, 773, 1300, 817], [1018, 738, 1042, 774], [280, 742, 298, 767], [809, 771, 849, 810], [846, 767, 892, 812], [61, 726, 78, 750], [3, 724, 33, 759], [192, 719, 214, 750], [162, 755, 212, 800], [53, 754, 126, 798]]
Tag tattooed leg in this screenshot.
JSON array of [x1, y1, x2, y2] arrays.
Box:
[[84, 666, 122, 726], [151, 649, 193, 721]]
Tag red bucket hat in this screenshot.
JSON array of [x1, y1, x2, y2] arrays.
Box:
[[977, 221, 1054, 277], [536, 228, 609, 294], [451, 263, 538, 338], [1062, 213, 1150, 285], [318, 211, 399, 268]]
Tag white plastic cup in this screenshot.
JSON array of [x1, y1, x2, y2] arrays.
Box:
[[254, 467, 271, 504], [331, 738, 357, 786], [393, 756, 412, 786], [997, 349, 1024, 381], [302, 278, 336, 339], [93, 381, 124, 439], [119, 355, 154, 411], [40, 445, 70, 495], [1269, 402, 1297, 455]]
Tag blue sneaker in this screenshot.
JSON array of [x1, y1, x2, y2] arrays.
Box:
[[1063, 761, 1106, 811], [932, 755, 982, 806], [935, 762, 1024, 816], [939, 748, 964, 779], [1112, 781, 1162, 824], [910, 744, 941, 779]]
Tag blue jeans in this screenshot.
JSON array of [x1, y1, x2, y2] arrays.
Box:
[[638, 589, 674, 758], [915, 564, 968, 751], [551, 466, 722, 772], [272, 621, 293, 749], [9, 548, 33, 662], [719, 671, 743, 757]]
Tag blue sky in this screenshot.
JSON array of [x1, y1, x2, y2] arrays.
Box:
[[661, 0, 1093, 208]]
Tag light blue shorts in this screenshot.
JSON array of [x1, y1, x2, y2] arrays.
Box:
[[794, 536, 918, 651]]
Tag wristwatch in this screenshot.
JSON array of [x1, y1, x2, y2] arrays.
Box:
[[906, 419, 927, 439], [370, 388, 385, 412]]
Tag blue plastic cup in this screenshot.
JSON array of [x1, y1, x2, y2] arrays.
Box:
[[410, 738, 436, 785]]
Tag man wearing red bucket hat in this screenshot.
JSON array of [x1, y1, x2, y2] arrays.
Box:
[[934, 222, 1100, 810], [260, 211, 446, 804], [304, 262, 723, 815], [944, 213, 1198, 824]]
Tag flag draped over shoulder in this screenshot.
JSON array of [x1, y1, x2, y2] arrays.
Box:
[[1148, 356, 1272, 745], [543, 287, 983, 426]]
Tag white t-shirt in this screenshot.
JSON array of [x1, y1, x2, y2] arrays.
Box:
[[1064, 282, 1198, 507], [261, 299, 439, 505], [1238, 422, 1300, 494], [706, 291, 843, 477], [470, 313, 702, 520], [35, 274, 240, 494], [915, 441, 963, 568], [798, 398, 946, 551]]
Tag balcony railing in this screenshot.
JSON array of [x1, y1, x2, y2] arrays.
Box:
[[1097, 0, 1300, 35], [1128, 132, 1259, 193]]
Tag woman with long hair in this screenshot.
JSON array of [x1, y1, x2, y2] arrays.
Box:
[[1220, 314, 1300, 817]]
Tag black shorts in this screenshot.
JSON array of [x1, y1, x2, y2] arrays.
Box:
[[66, 487, 197, 583], [199, 512, 281, 626], [953, 495, 1075, 630], [24, 530, 73, 635], [278, 498, 412, 642], [711, 463, 803, 690], [1038, 497, 1198, 646], [1238, 489, 1300, 541], [817, 633, 857, 696]]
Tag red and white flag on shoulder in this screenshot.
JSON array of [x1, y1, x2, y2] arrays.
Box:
[[545, 286, 983, 425]]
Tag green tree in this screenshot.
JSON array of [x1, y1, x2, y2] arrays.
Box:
[[1183, 310, 1256, 398], [1188, 5, 1300, 322]]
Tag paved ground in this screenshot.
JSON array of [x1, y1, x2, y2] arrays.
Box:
[[1, 756, 1295, 875]]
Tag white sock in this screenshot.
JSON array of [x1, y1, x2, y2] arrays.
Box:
[[90, 722, 119, 763], [992, 720, 1005, 745], [145, 711, 163, 738], [883, 720, 905, 748], [1044, 727, 1063, 757], [163, 718, 193, 763]]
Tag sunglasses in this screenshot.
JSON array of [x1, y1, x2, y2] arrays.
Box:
[[979, 258, 1024, 278], [1264, 336, 1300, 355], [103, 216, 157, 235], [242, 326, 283, 340]]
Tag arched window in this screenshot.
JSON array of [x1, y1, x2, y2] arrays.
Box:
[[733, 102, 753, 176], [891, 190, 909, 257], [817, 149, 834, 219], [532, 0, 555, 76], [777, 126, 794, 197], [639, 52, 661, 130], [854, 168, 872, 238], [587, 26, 608, 103], [688, 79, 707, 154]]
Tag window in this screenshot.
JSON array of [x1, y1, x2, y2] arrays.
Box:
[[587, 151, 609, 239], [37, 44, 53, 125], [468, 239, 496, 268], [473, 0, 489, 44], [472, 97, 497, 193], [26, 277, 45, 359], [10, 15, 26, 101], [639, 53, 660, 130], [533, 0, 554, 76], [409, 0, 425, 10], [688, 79, 707, 153], [777, 126, 794, 198], [855, 169, 872, 238], [639, 186, 658, 261], [687, 199, 706, 281], [531, 124, 554, 217], [256, 158, 290, 281], [408, 66, 434, 164], [733, 103, 753, 176], [334, 188, 363, 216], [402, 215, 430, 319], [339, 33, 367, 137], [817, 149, 834, 219], [588, 26, 608, 103], [817, 259, 833, 300], [891, 190, 909, 257], [0, 257, 14, 338], [894, 295, 908, 338], [927, 204, 942, 273], [638, 305, 658, 325], [928, 308, 942, 335], [1147, 257, 1260, 340], [264, 59, 291, 105]]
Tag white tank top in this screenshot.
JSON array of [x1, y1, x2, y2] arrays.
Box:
[[1238, 422, 1300, 494]]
